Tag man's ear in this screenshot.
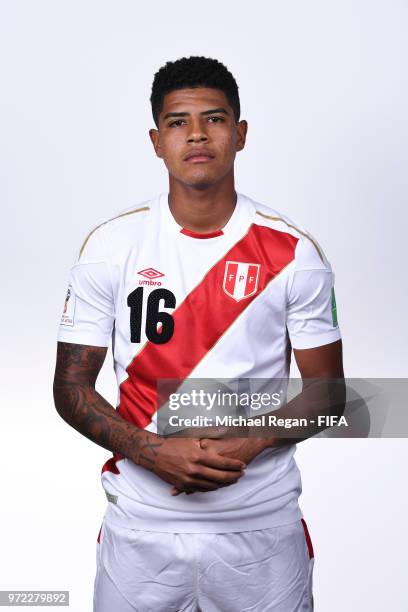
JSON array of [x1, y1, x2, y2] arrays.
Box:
[[236, 120, 248, 152], [149, 128, 163, 159]]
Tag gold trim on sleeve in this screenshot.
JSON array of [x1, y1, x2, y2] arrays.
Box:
[[255, 210, 324, 262], [78, 206, 150, 259]]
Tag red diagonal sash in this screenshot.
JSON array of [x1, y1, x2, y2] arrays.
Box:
[[118, 223, 298, 429]]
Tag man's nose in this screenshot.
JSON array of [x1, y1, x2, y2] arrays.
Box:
[[187, 118, 208, 143]]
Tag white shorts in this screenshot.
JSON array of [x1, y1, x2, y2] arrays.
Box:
[[93, 517, 314, 612]]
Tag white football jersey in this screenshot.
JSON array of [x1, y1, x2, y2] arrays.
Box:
[[57, 192, 341, 532]]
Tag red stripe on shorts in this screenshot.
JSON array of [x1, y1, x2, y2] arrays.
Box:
[[301, 518, 314, 559]]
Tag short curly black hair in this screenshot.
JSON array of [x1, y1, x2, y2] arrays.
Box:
[[150, 56, 240, 127]]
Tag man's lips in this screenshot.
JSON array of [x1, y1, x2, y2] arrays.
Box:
[[184, 150, 215, 163]]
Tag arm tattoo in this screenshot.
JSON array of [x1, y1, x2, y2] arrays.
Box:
[[53, 342, 163, 468]]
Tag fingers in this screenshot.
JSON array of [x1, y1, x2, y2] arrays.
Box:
[[165, 439, 247, 496], [171, 475, 242, 496], [198, 450, 246, 471], [169, 466, 244, 495], [171, 479, 240, 496]]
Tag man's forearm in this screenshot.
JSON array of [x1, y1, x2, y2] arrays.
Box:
[[53, 342, 249, 495], [53, 341, 166, 469], [53, 380, 160, 468], [178, 379, 346, 454], [250, 378, 347, 450]]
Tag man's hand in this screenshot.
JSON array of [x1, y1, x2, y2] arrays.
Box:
[[137, 436, 247, 494], [53, 343, 246, 496], [201, 437, 269, 464], [170, 437, 268, 496]]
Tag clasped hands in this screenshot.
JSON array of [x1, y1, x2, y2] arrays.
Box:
[[157, 425, 271, 496]]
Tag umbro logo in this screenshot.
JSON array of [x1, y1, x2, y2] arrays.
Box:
[[138, 268, 164, 279], [137, 267, 164, 286]]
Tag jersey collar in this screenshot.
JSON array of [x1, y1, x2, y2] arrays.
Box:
[[159, 191, 249, 240]]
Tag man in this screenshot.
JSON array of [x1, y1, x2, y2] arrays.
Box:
[[53, 56, 344, 611]]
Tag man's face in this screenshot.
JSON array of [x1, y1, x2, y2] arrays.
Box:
[[149, 88, 247, 189]]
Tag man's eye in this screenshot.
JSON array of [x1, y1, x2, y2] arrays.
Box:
[[169, 119, 186, 127], [208, 116, 224, 123]]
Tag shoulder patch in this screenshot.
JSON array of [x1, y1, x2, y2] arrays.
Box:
[[60, 285, 76, 326], [331, 287, 338, 327]]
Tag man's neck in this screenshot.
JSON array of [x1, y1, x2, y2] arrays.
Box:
[[167, 176, 237, 233]]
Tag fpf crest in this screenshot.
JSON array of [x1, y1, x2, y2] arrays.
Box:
[[222, 261, 260, 302]]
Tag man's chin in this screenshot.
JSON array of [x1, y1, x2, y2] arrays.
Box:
[[178, 173, 219, 190], [187, 180, 215, 190]]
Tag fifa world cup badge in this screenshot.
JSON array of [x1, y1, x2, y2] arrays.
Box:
[[61, 285, 76, 326]]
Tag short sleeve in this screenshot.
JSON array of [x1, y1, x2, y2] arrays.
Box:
[[57, 225, 115, 347], [286, 233, 341, 350]]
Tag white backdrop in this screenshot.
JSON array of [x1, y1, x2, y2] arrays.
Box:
[[0, 1, 406, 610]]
